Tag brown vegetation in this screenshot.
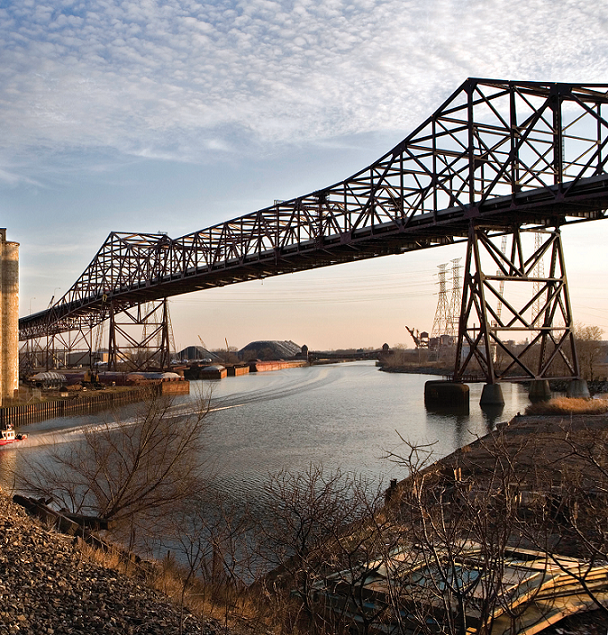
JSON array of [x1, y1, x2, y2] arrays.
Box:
[[379, 346, 453, 375], [77, 540, 260, 634], [525, 396, 608, 415]]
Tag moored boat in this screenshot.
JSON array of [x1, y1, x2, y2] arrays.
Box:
[[0, 424, 27, 446]]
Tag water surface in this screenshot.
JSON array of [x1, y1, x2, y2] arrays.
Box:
[[0, 362, 530, 501], [190, 363, 528, 500]]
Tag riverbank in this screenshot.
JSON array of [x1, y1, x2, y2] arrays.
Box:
[[378, 363, 451, 376], [1, 381, 189, 429], [379, 362, 608, 395], [385, 412, 608, 634], [0, 486, 252, 635], [391, 411, 608, 557]]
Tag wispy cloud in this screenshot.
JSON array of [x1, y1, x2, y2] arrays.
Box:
[[0, 0, 606, 170], [0, 165, 41, 186]]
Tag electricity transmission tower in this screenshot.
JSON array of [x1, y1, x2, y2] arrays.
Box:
[[432, 263, 451, 338], [448, 258, 462, 336], [432, 260, 462, 338]]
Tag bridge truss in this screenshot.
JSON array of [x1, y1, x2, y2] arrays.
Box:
[[19, 79, 608, 378], [454, 226, 578, 383]]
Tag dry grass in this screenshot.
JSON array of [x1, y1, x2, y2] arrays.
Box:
[[151, 559, 309, 634], [525, 396, 608, 415], [75, 539, 270, 633]]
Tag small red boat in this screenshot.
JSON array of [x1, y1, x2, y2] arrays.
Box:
[[0, 424, 27, 446]]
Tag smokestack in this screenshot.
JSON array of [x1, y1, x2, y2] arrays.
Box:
[[0, 229, 19, 404]]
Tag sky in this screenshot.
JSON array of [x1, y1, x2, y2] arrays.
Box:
[[2, 0, 608, 352]]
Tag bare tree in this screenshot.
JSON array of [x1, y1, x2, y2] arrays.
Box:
[[158, 490, 255, 635], [574, 323, 604, 382], [320, 480, 398, 635], [251, 424, 608, 635], [253, 464, 384, 634], [382, 433, 552, 635], [18, 388, 211, 533], [520, 419, 608, 619]]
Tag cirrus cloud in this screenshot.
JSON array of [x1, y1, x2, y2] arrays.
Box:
[[0, 0, 606, 173]]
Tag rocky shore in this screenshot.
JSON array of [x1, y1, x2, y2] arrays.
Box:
[[0, 488, 231, 635]]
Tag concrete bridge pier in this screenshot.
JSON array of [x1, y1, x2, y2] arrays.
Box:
[[424, 380, 470, 412], [567, 379, 590, 399], [480, 383, 504, 406], [528, 380, 552, 402]]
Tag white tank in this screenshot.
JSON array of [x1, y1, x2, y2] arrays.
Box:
[[0, 229, 19, 403]]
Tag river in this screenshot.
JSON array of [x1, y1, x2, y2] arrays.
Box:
[[0, 361, 531, 503]]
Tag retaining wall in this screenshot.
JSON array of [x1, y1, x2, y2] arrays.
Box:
[[0, 387, 156, 428]]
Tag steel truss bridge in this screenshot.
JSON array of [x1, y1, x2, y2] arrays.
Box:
[[19, 79, 608, 384]]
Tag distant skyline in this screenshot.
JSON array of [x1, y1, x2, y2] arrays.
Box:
[[2, 0, 608, 351]]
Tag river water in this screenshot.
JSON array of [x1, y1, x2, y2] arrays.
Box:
[[0, 362, 531, 502]]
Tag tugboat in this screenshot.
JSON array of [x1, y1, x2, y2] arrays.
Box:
[[0, 424, 27, 446]]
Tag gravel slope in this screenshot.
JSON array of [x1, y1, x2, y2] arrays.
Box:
[[0, 489, 228, 635]]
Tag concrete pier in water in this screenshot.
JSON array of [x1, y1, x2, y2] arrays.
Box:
[[424, 380, 470, 411], [567, 379, 591, 399], [480, 383, 505, 406], [528, 380, 552, 402]]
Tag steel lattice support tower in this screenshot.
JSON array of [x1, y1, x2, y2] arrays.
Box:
[[108, 299, 172, 371], [19, 317, 103, 372], [454, 225, 579, 384]]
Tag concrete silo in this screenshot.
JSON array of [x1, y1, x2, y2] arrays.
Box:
[[0, 229, 19, 404]]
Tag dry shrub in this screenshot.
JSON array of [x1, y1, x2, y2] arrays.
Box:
[[525, 396, 608, 415], [151, 559, 268, 633]]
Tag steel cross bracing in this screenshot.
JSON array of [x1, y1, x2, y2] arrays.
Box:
[[19, 79, 608, 342], [454, 227, 578, 383]]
